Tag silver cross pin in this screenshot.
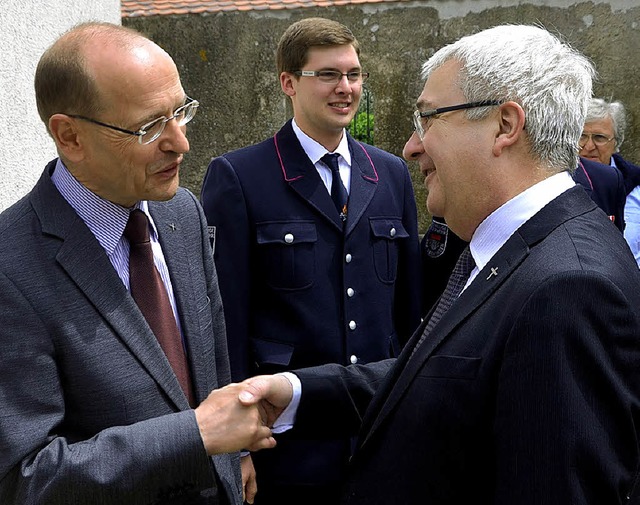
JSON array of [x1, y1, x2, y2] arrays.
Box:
[[486, 267, 499, 280], [169, 223, 176, 231]]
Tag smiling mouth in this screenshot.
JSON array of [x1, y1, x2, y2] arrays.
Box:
[[330, 102, 351, 108]]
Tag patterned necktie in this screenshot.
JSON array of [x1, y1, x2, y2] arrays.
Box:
[[411, 246, 476, 356], [124, 209, 195, 406], [321, 153, 348, 222]]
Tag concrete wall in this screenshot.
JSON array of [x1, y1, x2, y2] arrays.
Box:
[[0, 0, 121, 211], [124, 0, 640, 232]]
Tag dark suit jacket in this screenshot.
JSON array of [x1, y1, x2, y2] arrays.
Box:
[[293, 186, 640, 504], [0, 160, 241, 505], [200, 120, 422, 487]]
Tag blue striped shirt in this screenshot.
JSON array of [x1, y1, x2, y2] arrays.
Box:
[[51, 159, 182, 331]]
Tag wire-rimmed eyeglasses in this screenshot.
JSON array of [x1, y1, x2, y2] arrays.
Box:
[[67, 97, 199, 145], [294, 70, 369, 85], [413, 100, 502, 139], [578, 132, 616, 148]]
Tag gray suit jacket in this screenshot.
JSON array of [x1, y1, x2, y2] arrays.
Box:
[[0, 160, 242, 505]]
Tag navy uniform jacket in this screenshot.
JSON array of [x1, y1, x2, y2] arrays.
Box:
[[422, 159, 627, 311], [200, 119, 422, 487], [574, 157, 625, 231]]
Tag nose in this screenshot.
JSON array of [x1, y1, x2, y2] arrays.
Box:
[[402, 130, 423, 161], [159, 118, 190, 154], [334, 74, 354, 93]]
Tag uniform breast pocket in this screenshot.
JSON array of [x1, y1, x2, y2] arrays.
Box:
[[256, 221, 317, 290], [369, 217, 409, 284]]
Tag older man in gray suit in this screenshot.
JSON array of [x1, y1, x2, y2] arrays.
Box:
[[0, 22, 274, 504]]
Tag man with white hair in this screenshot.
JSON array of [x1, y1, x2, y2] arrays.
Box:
[[238, 24, 640, 504], [580, 97, 640, 265]]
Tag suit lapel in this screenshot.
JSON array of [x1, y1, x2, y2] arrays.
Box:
[[149, 200, 211, 405], [359, 237, 528, 448], [358, 186, 596, 449], [32, 166, 189, 410]]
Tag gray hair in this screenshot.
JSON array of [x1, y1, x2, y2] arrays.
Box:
[[421, 24, 595, 173], [585, 97, 626, 151]]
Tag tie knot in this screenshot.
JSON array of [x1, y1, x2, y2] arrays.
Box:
[[321, 153, 341, 174], [124, 209, 151, 245]]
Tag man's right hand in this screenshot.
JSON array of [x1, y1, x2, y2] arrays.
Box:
[[238, 375, 294, 427]]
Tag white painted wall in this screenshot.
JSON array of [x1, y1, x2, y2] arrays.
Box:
[[0, 0, 121, 211]]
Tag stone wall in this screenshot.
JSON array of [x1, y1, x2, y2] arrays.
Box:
[[124, 1, 640, 232]]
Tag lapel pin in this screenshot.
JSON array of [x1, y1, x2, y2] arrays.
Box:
[[486, 267, 499, 280], [169, 223, 176, 231]]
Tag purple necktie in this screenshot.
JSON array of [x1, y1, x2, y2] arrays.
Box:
[[124, 209, 195, 406]]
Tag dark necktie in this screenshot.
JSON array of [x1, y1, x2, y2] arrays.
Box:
[[411, 246, 476, 356], [124, 209, 195, 406], [321, 153, 348, 221]]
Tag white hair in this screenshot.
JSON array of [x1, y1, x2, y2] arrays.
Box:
[[422, 24, 596, 173], [586, 97, 626, 151]]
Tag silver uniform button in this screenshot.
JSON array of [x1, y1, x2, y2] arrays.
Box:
[[349, 320, 357, 330], [284, 233, 294, 244], [390, 227, 396, 237], [347, 288, 355, 297], [350, 355, 358, 364], [345, 253, 352, 263]]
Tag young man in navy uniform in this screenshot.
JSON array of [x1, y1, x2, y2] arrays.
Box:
[[200, 17, 421, 505]]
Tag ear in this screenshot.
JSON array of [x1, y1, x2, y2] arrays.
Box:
[[280, 72, 297, 97], [48, 114, 86, 163], [492, 101, 526, 157]]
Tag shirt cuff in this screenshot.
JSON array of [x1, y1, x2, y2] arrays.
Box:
[[272, 372, 301, 434]]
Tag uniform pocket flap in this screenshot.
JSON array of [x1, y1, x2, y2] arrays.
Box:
[[256, 221, 317, 245], [369, 218, 408, 240]]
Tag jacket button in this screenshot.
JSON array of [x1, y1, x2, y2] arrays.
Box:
[[345, 253, 352, 263], [350, 354, 358, 364], [390, 227, 396, 237], [284, 233, 294, 244], [349, 320, 357, 330], [347, 287, 355, 297]]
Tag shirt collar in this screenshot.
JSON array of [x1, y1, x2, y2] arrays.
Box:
[[469, 171, 575, 273], [50, 159, 157, 255], [291, 118, 352, 166]]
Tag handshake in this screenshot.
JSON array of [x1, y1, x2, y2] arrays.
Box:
[[194, 374, 294, 456]]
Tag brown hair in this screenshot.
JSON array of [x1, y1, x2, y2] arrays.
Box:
[[276, 18, 360, 75], [34, 22, 146, 131]]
